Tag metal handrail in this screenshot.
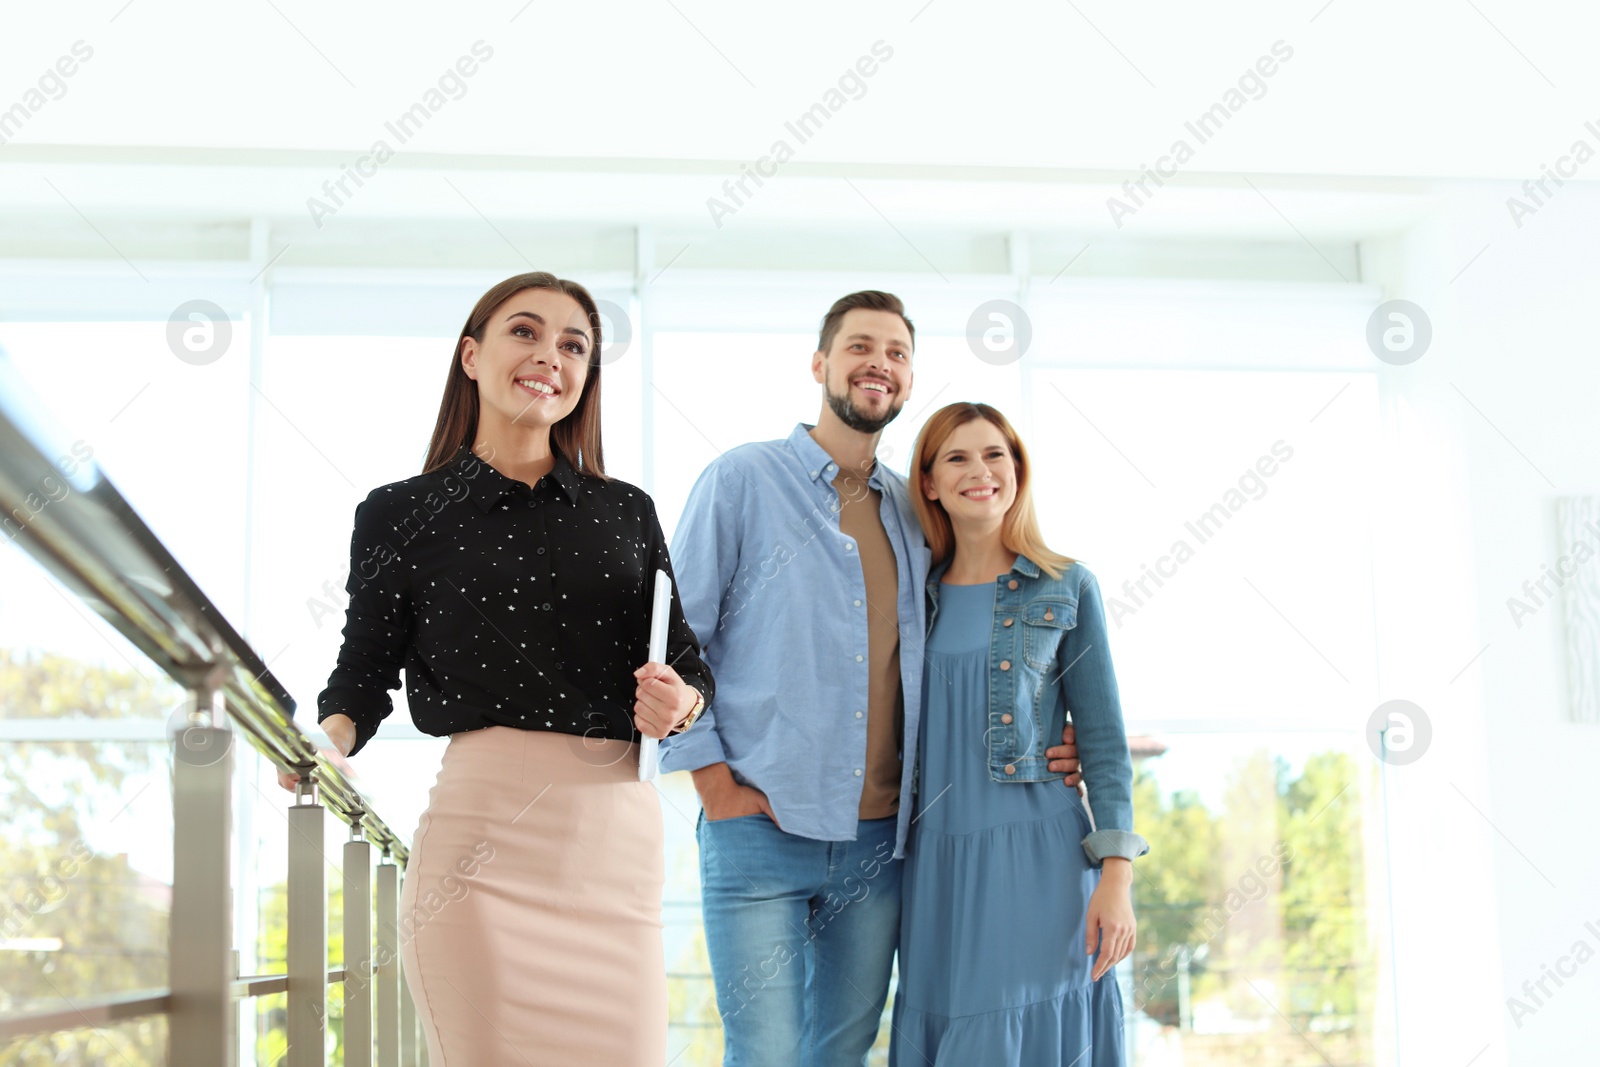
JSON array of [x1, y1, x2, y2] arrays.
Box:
[[1, 349, 426, 1064], [0, 990, 174, 1041], [0, 968, 357, 1041], [0, 352, 408, 863]]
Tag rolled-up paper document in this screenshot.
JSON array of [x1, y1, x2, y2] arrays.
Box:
[[638, 567, 672, 782]]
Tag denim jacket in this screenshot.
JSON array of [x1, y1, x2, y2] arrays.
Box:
[[925, 552, 1150, 865]]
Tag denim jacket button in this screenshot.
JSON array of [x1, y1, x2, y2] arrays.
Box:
[[1002, 618, 1013, 627], [1000, 713, 1013, 724], [1044, 610, 1055, 621], [1008, 579, 1019, 590], [1000, 660, 1011, 671], [1004, 764, 1017, 775]]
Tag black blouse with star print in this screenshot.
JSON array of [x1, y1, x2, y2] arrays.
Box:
[[315, 443, 714, 758]]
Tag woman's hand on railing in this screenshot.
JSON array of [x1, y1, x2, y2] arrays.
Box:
[[276, 714, 357, 791]]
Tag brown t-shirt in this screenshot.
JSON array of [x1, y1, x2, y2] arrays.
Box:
[[834, 466, 903, 821]]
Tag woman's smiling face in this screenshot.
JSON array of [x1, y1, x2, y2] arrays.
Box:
[[921, 417, 1018, 522], [460, 287, 593, 431]]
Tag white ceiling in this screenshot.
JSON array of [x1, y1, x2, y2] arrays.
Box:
[[1, 0, 1588, 284], [2, 0, 1593, 180]]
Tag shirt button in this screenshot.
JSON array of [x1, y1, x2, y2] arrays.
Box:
[[537, 547, 546, 555], [854, 768, 862, 776], [1004, 764, 1017, 775], [1008, 579, 1019, 590], [1000, 660, 1011, 671], [845, 543, 854, 552], [542, 602, 552, 611], [855, 654, 864, 662], [1001, 713, 1014, 724], [1003, 618, 1013, 627], [854, 599, 862, 607], [855, 711, 864, 718]]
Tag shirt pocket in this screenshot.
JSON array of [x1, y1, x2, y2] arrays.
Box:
[[1021, 598, 1078, 671]]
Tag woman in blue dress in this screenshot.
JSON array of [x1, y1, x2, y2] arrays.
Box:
[[891, 402, 1149, 1067]]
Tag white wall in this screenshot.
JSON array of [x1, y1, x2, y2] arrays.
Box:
[[1364, 179, 1600, 1067]]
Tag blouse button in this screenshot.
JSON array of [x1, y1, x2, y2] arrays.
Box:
[[1008, 579, 1019, 590], [1002, 618, 1013, 627], [1000, 660, 1011, 671], [1004, 764, 1017, 775], [1001, 713, 1013, 724]]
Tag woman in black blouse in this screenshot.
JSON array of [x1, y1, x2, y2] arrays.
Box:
[[279, 272, 713, 1064]]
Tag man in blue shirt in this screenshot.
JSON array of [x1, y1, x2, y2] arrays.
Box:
[[661, 291, 1081, 1066]]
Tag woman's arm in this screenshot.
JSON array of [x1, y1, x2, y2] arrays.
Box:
[[1060, 566, 1145, 978], [634, 495, 715, 738], [1058, 567, 1149, 865], [314, 492, 414, 758]]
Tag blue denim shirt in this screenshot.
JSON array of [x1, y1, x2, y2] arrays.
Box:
[[926, 553, 1149, 865], [660, 423, 931, 859]]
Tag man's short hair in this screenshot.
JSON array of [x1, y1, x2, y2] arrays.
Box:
[[817, 291, 915, 356]]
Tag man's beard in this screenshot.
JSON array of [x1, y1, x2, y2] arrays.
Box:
[[824, 377, 903, 435]]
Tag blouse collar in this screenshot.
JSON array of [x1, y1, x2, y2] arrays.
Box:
[[447, 444, 583, 511]]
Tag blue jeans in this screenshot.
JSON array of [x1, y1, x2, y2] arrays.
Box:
[[697, 812, 903, 1067]]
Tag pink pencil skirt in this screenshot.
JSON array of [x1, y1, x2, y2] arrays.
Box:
[[397, 725, 665, 1065]]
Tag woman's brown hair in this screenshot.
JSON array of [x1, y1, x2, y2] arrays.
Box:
[[421, 272, 608, 478], [910, 402, 1074, 579]]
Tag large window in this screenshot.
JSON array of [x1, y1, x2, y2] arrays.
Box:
[[1023, 364, 1383, 1064], [0, 562, 177, 1064]]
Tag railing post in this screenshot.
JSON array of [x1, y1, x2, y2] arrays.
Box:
[[287, 775, 327, 1067], [344, 827, 373, 1067], [399, 868, 420, 1067], [168, 683, 236, 1066], [399, 975, 419, 1067], [375, 858, 400, 1067]]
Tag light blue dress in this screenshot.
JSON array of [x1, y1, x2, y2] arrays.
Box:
[[890, 581, 1126, 1067]]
